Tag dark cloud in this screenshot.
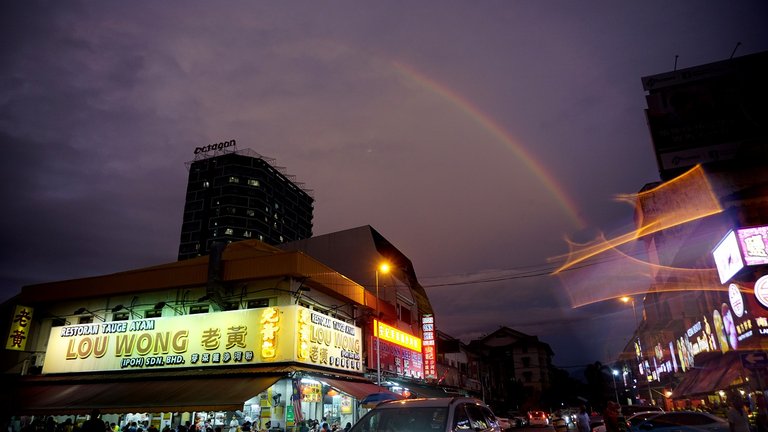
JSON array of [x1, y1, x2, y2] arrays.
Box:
[[2, 0, 767, 367]]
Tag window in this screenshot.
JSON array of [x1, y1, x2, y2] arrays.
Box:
[[112, 312, 129, 321], [224, 228, 234, 235], [145, 309, 162, 318], [453, 405, 472, 430], [522, 357, 531, 368], [247, 209, 255, 217], [247, 299, 270, 309], [244, 230, 252, 238], [398, 305, 412, 323], [465, 404, 490, 430], [202, 181, 210, 188], [228, 176, 239, 184], [523, 371, 533, 383], [78, 316, 93, 324], [248, 179, 260, 187], [189, 305, 209, 315]]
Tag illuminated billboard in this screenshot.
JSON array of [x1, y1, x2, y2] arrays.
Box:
[[6, 305, 34, 351], [713, 230, 745, 284], [371, 320, 424, 379], [713, 225, 768, 284], [43, 305, 362, 374], [422, 314, 437, 380], [737, 226, 768, 266]]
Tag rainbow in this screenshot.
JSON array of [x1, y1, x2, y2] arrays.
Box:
[[392, 61, 586, 229]]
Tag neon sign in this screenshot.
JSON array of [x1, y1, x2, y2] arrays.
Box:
[[374, 320, 422, 351]]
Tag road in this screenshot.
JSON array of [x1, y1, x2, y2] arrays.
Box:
[[512, 426, 555, 432]]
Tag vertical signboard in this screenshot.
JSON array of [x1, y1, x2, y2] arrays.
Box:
[[422, 314, 437, 380], [6, 305, 34, 351]]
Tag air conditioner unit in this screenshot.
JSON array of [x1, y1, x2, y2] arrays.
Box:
[[33, 354, 45, 367]]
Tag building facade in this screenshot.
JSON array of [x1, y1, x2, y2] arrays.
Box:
[[2, 240, 387, 424], [613, 51, 768, 410], [3, 225, 458, 422], [468, 327, 554, 413], [178, 146, 313, 260], [281, 226, 448, 397]]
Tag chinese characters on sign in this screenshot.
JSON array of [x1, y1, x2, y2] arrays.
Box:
[[6, 305, 34, 351], [372, 319, 424, 379], [42, 305, 363, 374], [422, 314, 437, 379]]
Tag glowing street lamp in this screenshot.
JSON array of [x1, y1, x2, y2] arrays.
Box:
[[612, 369, 620, 404], [375, 262, 390, 387], [620, 296, 637, 325]]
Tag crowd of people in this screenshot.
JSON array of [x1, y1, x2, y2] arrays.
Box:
[[8, 412, 357, 432], [295, 419, 351, 432]]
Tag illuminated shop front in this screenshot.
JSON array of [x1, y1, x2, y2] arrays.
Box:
[[636, 225, 768, 407], [3, 303, 387, 428], [370, 319, 424, 380]]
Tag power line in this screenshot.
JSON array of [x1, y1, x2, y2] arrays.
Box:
[[420, 248, 650, 288]]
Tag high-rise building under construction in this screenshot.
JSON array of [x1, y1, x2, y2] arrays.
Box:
[[178, 144, 313, 260]]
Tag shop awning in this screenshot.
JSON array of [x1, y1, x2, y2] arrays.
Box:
[[3, 375, 284, 415], [672, 352, 751, 398], [319, 377, 400, 400], [671, 368, 701, 398], [715, 352, 752, 390]]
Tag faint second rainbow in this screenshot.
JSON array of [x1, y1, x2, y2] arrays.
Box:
[[392, 61, 586, 229]]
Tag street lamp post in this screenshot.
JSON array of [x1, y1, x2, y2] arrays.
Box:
[[375, 262, 390, 387], [612, 369, 620, 404], [620, 296, 637, 325]]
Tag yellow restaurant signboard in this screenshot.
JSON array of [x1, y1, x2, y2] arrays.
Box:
[[6, 305, 34, 351], [43, 305, 362, 374]]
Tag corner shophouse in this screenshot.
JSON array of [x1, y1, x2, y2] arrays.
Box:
[[1, 240, 403, 429]]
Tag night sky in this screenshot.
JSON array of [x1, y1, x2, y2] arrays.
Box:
[[2, 1, 767, 369]]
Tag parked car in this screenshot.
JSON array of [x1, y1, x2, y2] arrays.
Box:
[[349, 397, 503, 432], [629, 411, 728, 432], [589, 415, 604, 432], [496, 416, 512, 430], [594, 411, 665, 432], [626, 411, 669, 430], [623, 406, 664, 417], [506, 412, 528, 428], [528, 411, 550, 427]]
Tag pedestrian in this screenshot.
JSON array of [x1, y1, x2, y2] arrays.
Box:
[[728, 398, 751, 432], [576, 406, 591, 432], [756, 393, 768, 432], [82, 411, 106, 432], [343, 423, 351, 432], [602, 402, 626, 432]]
